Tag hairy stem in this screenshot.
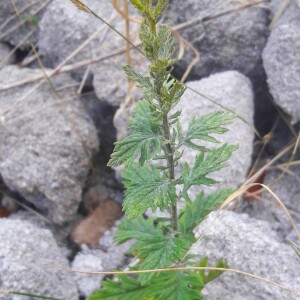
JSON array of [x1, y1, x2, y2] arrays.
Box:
[[162, 114, 178, 235]]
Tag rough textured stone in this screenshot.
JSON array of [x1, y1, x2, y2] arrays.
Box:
[[9, 209, 77, 259], [38, 0, 113, 74], [0, 0, 47, 47], [236, 167, 300, 241], [0, 43, 15, 68], [0, 219, 78, 300], [192, 210, 300, 300], [72, 224, 133, 297], [38, 0, 144, 107], [176, 71, 254, 198], [263, 0, 300, 123], [165, 0, 269, 79], [0, 66, 98, 224]]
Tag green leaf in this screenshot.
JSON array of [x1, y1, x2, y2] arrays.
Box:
[[139, 20, 156, 61], [183, 144, 238, 190], [108, 100, 162, 167], [153, 0, 168, 19], [116, 217, 188, 285], [156, 24, 176, 62], [123, 65, 153, 91], [138, 234, 188, 284], [146, 269, 204, 300], [184, 111, 236, 145], [161, 77, 186, 110], [122, 164, 176, 218], [88, 274, 148, 300], [129, 0, 144, 12], [115, 217, 159, 245], [202, 259, 229, 284], [179, 189, 233, 236]]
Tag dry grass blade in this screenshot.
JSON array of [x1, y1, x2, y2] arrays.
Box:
[[222, 184, 299, 239], [269, 0, 291, 29], [47, 264, 300, 297], [70, 0, 91, 13]]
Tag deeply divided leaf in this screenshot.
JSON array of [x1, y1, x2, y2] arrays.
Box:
[[138, 234, 188, 284], [147, 269, 204, 300], [123, 65, 153, 92], [116, 218, 188, 285], [115, 217, 160, 245], [88, 274, 148, 300], [183, 144, 238, 191], [122, 164, 176, 218], [179, 189, 233, 236], [184, 111, 236, 145], [108, 100, 162, 167]]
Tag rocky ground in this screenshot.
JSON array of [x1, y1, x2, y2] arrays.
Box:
[[0, 0, 299, 299]]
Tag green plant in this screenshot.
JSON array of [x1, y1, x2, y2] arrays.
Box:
[[89, 0, 237, 299]]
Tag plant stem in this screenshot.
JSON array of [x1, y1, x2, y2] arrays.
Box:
[[162, 114, 178, 235]]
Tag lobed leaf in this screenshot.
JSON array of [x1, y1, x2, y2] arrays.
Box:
[[198, 257, 229, 284], [138, 234, 188, 284], [182, 144, 238, 191], [108, 100, 162, 167], [123, 65, 153, 92], [115, 217, 160, 245], [147, 269, 204, 300], [179, 189, 233, 236], [88, 274, 148, 300], [116, 217, 188, 285], [184, 111, 236, 145], [122, 164, 176, 218]]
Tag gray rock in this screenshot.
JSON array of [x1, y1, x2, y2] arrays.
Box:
[[0, 0, 47, 47], [263, 0, 300, 123], [287, 223, 300, 244], [236, 167, 300, 242], [38, 0, 144, 106], [93, 56, 144, 107], [9, 209, 78, 259], [269, 0, 286, 17], [192, 210, 300, 300], [176, 71, 254, 199], [165, 0, 269, 79], [0, 66, 98, 224], [0, 218, 78, 300], [72, 224, 132, 297], [38, 0, 112, 75], [0, 43, 15, 68]]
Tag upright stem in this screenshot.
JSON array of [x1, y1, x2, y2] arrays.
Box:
[[162, 114, 178, 236], [150, 13, 178, 235]]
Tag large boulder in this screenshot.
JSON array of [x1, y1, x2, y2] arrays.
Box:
[[175, 71, 254, 198], [0, 0, 47, 47], [192, 210, 300, 300], [263, 0, 300, 123], [0, 218, 78, 300], [0, 66, 98, 224]]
